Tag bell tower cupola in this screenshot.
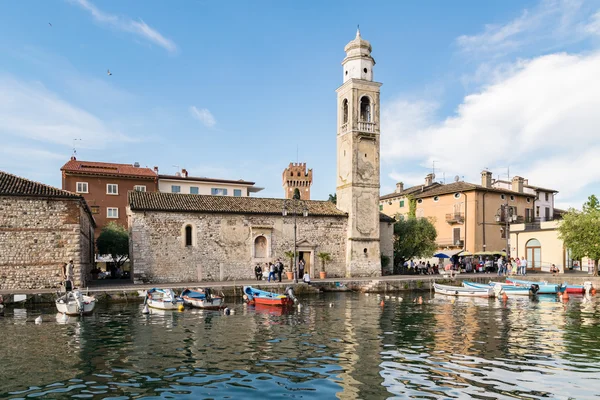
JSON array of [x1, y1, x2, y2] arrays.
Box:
[[342, 27, 375, 83]]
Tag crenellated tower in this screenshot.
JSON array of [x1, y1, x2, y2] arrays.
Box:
[[336, 28, 382, 277], [283, 162, 313, 200]]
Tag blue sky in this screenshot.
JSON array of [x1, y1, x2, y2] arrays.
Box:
[[1, 0, 599, 209]]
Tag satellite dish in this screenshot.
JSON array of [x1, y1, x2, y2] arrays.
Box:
[[454, 175, 460, 182]]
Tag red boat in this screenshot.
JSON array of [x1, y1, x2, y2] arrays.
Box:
[[243, 286, 295, 306]]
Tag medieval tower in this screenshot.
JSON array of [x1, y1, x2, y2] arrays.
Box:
[[282, 162, 313, 200], [336, 29, 382, 277]]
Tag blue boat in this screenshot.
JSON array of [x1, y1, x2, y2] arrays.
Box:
[[507, 279, 565, 294], [243, 286, 296, 306], [463, 281, 538, 296]]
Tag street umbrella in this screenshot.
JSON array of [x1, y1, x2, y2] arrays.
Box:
[[458, 251, 473, 256], [433, 253, 450, 258]]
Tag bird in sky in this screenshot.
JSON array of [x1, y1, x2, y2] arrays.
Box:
[[107, 69, 112, 76], [48, 22, 52, 27]]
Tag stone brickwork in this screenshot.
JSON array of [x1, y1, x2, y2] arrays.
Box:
[[130, 210, 348, 283], [0, 196, 94, 290]]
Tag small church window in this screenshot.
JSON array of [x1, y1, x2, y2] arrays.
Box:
[[342, 99, 348, 124], [360, 97, 371, 122], [185, 225, 193, 247]]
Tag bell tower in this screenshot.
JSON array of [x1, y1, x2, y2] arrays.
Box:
[[336, 28, 382, 277]]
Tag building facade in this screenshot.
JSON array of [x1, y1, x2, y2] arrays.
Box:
[[0, 170, 95, 290], [127, 31, 391, 283], [510, 220, 571, 273], [282, 163, 312, 200], [61, 157, 158, 238], [158, 168, 262, 197], [380, 171, 541, 256]]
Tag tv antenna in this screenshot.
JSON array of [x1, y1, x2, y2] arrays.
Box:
[[454, 175, 460, 182], [72, 138, 81, 157]]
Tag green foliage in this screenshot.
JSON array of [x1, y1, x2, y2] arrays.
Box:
[[558, 195, 600, 276], [328, 193, 337, 205], [393, 216, 437, 269], [317, 252, 332, 272], [407, 195, 417, 218], [284, 250, 295, 270], [381, 255, 391, 269], [96, 222, 129, 267]]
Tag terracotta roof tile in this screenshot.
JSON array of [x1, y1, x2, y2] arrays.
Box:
[[61, 159, 157, 179], [0, 170, 80, 198], [129, 191, 348, 217]]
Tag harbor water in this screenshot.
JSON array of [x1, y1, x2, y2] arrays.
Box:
[[1, 292, 599, 399]]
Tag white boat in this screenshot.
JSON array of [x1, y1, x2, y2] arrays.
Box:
[[181, 288, 225, 310], [145, 288, 183, 310], [56, 290, 96, 315], [434, 283, 496, 298]]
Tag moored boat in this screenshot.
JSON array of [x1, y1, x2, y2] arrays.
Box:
[[507, 279, 565, 294], [463, 281, 538, 296], [181, 288, 225, 310], [243, 286, 296, 306], [56, 290, 96, 315], [145, 288, 184, 310], [434, 283, 495, 298]]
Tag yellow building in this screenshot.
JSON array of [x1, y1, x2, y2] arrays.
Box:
[[380, 171, 553, 257]]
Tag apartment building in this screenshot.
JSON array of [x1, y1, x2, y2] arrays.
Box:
[[380, 171, 549, 255], [61, 157, 158, 238], [157, 168, 262, 197]]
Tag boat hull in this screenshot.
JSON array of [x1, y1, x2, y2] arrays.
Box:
[[181, 288, 225, 309], [434, 283, 494, 298], [506, 279, 563, 294], [463, 281, 534, 296], [147, 299, 183, 310], [146, 288, 184, 310], [56, 291, 96, 315], [243, 286, 294, 306]]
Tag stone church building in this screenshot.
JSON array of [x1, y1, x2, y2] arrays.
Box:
[[128, 30, 394, 283]]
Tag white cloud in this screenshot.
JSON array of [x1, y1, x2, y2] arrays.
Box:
[[69, 0, 177, 53], [456, 0, 592, 57], [381, 51, 600, 207], [189, 106, 216, 128], [0, 76, 133, 148]]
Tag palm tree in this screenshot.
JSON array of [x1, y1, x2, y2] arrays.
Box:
[[284, 250, 295, 271], [317, 252, 332, 273]]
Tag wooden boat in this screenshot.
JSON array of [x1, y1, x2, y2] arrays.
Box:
[[145, 288, 183, 310], [463, 281, 538, 296], [506, 279, 565, 294], [56, 290, 96, 315], [243, 286, 296, 306], [433, 283, 495, 298], [181, 288, 225, 310]]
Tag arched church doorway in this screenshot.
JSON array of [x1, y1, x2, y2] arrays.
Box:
[[525, 238, 541, 272]]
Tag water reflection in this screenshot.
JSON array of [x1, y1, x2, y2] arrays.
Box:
[[0, 292, 598, 399]]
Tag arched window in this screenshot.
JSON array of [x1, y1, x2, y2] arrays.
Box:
[[342, 99, 348, 124], [254, 236, 267, 258], [185, 225, 193, 247], [360, 97, 371, 122], [525, 238, 541, 271]]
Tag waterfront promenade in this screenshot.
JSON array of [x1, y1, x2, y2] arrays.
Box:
[[1, 270, 596, 304]]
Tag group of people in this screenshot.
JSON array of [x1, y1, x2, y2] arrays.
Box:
[[403, 260, 439, 275], [254, 259, 284, 282], [496, 256, 529, 276]]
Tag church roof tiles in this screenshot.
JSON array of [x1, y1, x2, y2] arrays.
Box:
[[0, 170, 80, 198]]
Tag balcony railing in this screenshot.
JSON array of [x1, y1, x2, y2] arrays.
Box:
[[437, 238, 464, 248], [358, 121, 376, 132], [445, 213, 465, 224]]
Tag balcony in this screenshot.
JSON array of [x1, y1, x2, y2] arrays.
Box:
[[445, 213, 465, 224], [437, 238, 464, 248], [358, 121, 376, 133]]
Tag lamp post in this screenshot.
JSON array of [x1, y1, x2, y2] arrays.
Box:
[[495, 199, 516, 259], [282, 189, 308, 283]]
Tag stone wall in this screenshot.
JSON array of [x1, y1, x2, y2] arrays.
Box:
[[130, 210, 348, 283], [380, 220, 394, 274], [0, 196, 94, 290]]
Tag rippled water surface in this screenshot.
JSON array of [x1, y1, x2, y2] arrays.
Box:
[[1, 292, 599, 399]]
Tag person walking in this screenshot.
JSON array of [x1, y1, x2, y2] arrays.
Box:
[[521, 256, 528, 275], [515, 257, 522, 275], [298, 259, 305, 279], [497, 257, 504, 276], [276, 259, 283, 282], [268, 262, 276, 282]]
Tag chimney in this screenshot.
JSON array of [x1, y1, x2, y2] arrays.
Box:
[[424, 173, 434, 187], [182, 168, 188, 178], [512, 176, 524, 193], [134, 162, 140, 168], [70, 156, 77, 161], [395, 182, 404, 193], [523, 178, 529, 186], [481, 170, 492, 188], [153, 166, 159, 174]]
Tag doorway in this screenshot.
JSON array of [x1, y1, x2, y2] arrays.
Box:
[[525, 238, 541, 271], [299, 251, 311, 277]]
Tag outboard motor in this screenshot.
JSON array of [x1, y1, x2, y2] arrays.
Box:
[[285, 286, 297, 303], [584, 281, 593, 296], [493, 284, 504, 298], [529, 284, 540, 295]]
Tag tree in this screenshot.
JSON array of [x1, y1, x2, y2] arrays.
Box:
[[393, 216, 437, 273], [328, 193, 337, 205], [558, 195, 600, 276], [96, 222, 129, 268], [284, 250, 295, 271], [317, 252, 332, 272]]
